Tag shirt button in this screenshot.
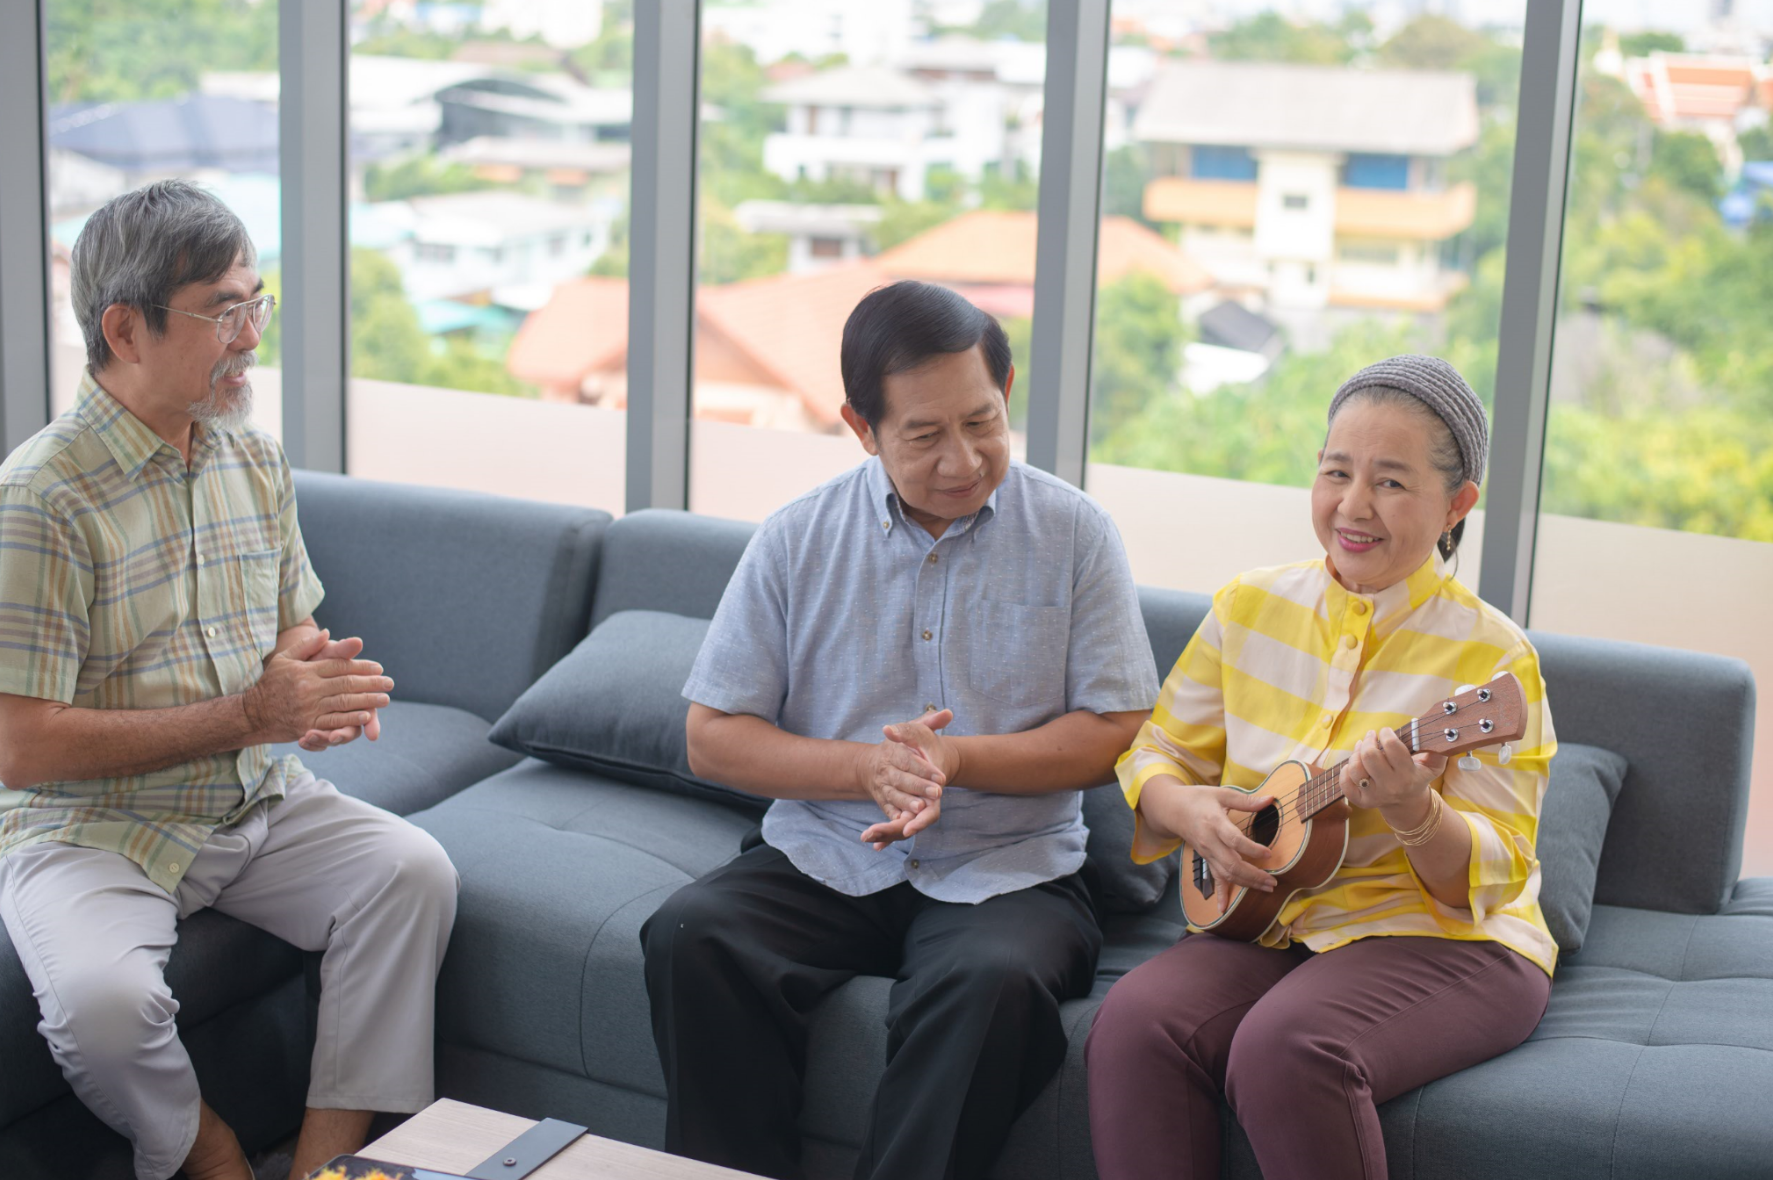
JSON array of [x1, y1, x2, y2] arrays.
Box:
[[1343, 635, 1358, 650], [908, 859, 920, 870], [922, 629, 933, 641], [206, 626, 218, 638], [1351, 600, 1368, 614], [1320, 713, 1333, 728], [927, 552, 938, 564], [167, 862, 180, 873]]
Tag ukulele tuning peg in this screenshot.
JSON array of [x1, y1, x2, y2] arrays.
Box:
[[1497, 743, 1513, 766], [1455, 684, 1476, 696], [1457, 755, 1482, 773]]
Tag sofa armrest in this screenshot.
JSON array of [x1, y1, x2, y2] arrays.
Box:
[[293, 471, 609, 723]]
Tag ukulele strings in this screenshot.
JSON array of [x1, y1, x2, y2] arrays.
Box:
[[1219, 718, 1500, 837]]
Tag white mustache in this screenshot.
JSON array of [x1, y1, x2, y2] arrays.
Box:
[[211, 352, 257, 385]]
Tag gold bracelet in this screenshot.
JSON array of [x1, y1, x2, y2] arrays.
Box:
[[1390, 789, 1444, 847]]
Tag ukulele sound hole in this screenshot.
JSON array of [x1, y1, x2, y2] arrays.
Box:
[[1249, 802, 1280, 848], [1193, 800, 1282, 901]]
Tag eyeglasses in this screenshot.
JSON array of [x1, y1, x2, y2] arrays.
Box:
[[156, 294, 277, 344]]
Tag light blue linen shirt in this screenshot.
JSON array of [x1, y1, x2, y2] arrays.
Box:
[[682, 458, 1159, 903]]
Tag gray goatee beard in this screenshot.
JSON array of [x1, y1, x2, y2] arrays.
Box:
[[190, 353, 256, 434]]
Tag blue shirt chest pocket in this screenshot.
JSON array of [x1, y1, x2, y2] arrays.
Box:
[[966, 600, 1070, 711]]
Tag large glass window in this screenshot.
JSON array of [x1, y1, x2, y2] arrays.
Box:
[[688, 0, 1048, 521], [344, 0, 632, 511], [43, 0, 282, 438], [1083, 4, 1526, 596], [1532, 12, 1773, 875]]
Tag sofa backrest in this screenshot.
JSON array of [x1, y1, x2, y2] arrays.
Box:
[[590, 508, 756, 628], [1527, 631, 1753, 915], [293, 471, 609, 723], [1098, 585, 1758, 918], [589, 508, 1756, 917]]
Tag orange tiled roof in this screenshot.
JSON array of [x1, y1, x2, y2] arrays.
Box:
[[506, 275, 628, 393], [1628, 54, 1763, 125], [698, 262, 894, 427], [875, 209, 1211, 294]]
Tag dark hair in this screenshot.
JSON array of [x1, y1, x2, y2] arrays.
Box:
[[71, 180, 256, 371], [839, 281, 1012, 428], [1332, 384, 1468, 560]]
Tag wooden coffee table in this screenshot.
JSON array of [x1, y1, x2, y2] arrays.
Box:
[[360, 1098, 761, 1179]]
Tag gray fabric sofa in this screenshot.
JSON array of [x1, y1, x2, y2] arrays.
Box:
[[1, 474, 1766, 1180]]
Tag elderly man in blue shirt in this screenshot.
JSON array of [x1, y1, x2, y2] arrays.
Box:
[[641, 281, 1161, 1180]]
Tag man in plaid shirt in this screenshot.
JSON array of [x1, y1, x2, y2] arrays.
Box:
[[0, 182, 457, 1180]]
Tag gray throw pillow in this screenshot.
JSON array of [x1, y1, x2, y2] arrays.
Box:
[[1536, 742, 1628, 953], [489, 610, 767, 812], [1082, 783, 1180, 914], [492, 609, 1177, 913]]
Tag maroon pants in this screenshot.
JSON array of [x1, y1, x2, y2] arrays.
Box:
[[1085, 934, 1550, 1180]]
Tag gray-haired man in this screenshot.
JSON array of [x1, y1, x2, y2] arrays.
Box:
[[0, 181, 457, 1180]]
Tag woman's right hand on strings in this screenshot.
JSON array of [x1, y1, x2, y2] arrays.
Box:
[[1138, 776, 1276, 909]]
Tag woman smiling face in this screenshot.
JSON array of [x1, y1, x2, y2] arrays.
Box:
[[1311, 395, 1479, 595]]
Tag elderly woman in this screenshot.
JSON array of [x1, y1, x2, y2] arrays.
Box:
[[1086, 356, 1557, 1180]]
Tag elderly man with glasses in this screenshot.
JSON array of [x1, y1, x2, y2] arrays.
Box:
[[0, 181, 458, 1180]]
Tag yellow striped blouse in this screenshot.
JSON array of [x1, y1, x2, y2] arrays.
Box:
[[1118, 553, 1558, 976]]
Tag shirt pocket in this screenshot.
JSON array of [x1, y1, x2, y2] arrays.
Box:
[[967, 600, 1070, 710], [238, 549, 283, 658]]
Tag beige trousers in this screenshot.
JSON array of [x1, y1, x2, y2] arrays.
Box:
[[0, 771, 458, 1180]]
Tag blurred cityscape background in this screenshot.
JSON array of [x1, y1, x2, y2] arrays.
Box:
[[37, 0, 1773, 873]]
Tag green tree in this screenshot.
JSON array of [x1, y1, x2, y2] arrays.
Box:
[[363, 157, 498, 202], [699, 39, 788, 208], [1648, 130, 1724, 205], [1618, 31, 1684, 58], [699, 199, 788, 284], [1377, 15, 1490, 72], [1088, 272, 1184, 444], [958, 0, 1048, 43], [1209, 13, 1358, 66], [47, 0, 277, 104], [349, 249, 532, 397], [874, 199, 964, 250], [1102, 145, 1154, 226], [979, 162, 1040, 212], [568, 0, 634, 83], [1738, 124, 1773, 164]]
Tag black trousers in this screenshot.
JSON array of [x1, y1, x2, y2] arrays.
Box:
[[640, 839, 1102, 1180]]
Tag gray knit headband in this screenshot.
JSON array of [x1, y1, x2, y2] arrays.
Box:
[[1326, 354, 1488, 487]]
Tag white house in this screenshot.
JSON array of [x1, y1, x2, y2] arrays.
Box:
[[1134, 60, 1480, 330], [732, 201, 883, 272], [378, 191, 616, 308], [761, 66, 947, 200]]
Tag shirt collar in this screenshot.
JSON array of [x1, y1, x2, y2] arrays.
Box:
[[1322, 550, 1449, 629], [74, 369, 225, 481], [864, 456, 1001, 540]]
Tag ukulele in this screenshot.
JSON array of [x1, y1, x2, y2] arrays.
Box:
[[1181, 672, 1528, 941]]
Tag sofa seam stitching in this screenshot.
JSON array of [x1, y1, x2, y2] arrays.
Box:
[[575, 880, 686, 1085], [1605, 1045, 1649, 1180]]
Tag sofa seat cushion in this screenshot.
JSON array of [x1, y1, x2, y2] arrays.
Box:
[[0, 907, 304, 1127], [272, 699, 521, 817], [410, 761, 757, 1095]]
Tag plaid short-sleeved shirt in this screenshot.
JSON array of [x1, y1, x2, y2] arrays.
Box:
[[0, 371, 324, 892]]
